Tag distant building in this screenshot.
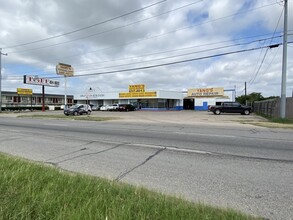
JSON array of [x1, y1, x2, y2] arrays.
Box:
[[1, 91, 74, 110]]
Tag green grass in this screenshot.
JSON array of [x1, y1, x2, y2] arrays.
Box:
[[269, 118, 293, 124], [0, 153, 258, 220], [17, 114, 118, 121]]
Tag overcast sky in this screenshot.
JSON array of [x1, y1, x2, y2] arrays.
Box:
[[1, 0, 293, 97]]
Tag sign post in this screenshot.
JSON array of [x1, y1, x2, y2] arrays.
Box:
[[56, 63, 74, 109]]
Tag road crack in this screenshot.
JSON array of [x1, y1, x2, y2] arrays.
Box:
[[46, 143, 124, 165], [115, 147, 166, 181]]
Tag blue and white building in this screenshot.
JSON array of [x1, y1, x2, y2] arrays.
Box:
[[75, 85, 235, 111]]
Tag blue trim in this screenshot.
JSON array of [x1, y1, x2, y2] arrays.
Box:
[[195, 102, 208, 111]]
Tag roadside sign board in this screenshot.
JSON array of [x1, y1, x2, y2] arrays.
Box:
[[24, 75, 60, 87], [17, 88, 33, 95], [56, 63, 74, 77]]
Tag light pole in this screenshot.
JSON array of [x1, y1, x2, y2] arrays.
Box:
[[0, 48, 8, 113]]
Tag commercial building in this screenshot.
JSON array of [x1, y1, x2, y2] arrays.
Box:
[[1, 91, 74, 110], [75, 85, 235, 111]]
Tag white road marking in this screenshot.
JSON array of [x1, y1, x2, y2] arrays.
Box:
[[174, 132, 236, 138]]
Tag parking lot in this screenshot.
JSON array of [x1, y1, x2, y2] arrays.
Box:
[[1, 109, 269, 127], [93, 110, 266, 125]]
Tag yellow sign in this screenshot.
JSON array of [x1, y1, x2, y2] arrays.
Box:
[[119, 92, 157, 98], [187, 87, 224, 97], [17, 88, 33, 95], [129, 84, 145, 92]]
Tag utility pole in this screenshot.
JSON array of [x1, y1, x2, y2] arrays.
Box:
[[280, 0, 288, 118], [0, 48, 8, 113], [244, 82, 247, 105]]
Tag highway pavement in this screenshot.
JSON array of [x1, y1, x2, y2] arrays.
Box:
[[0, 111, 292, 219]]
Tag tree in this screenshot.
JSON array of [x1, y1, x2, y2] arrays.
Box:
[[236, 92, 265, 105]]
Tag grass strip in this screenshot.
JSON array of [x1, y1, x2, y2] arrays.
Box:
[[269, 118, 293, 124], [0, 153, 258, 220], [17, 114, 118, 121]]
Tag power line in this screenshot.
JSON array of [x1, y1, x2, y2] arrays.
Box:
[[3, 41, 292, 82], [6, 0, 205, 54], [2, 0, 167, 49], [248, 7, 284, 87], [47, 43, 284, 79], [72, 37, 283, 73], [10, 35, 283, 76], [7, 1, 277, 56]]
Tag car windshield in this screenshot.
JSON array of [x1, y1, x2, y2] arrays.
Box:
[[69, 104, 81, 109]]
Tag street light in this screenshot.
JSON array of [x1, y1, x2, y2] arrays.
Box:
[[86, 87, 93, 105]]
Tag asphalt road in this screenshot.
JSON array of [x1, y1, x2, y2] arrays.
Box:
[[0, 114, 292, 219]]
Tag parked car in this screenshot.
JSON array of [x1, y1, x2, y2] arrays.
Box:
[[118, 104, 136, 112], [64, 104, 92, 116], [90, 104, 102, 111], [108, 104, 119, 111], [209, 102, 251, 115], [100, 105, 110, 111]]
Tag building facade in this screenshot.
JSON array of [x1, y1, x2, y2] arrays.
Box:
[[1, 91, 74, 109], [75, 85, 235, 111]]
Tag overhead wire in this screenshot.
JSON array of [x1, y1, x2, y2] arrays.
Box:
[[7, 1, 277, 57], [3, 41, 292, 82], [249, 8, 283, 86], [66, 37, 283, 73], [5, 1, 281, 78], [9, 34, 283, 76], [2, 0, 167, 49], [239, 6, 285, 96], [47, 43, 286, 79], [6, 0, 204, 54]]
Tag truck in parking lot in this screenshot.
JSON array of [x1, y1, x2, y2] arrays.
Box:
[[209, 102, 252, 115]]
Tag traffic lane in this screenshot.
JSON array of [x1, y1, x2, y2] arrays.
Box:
[[0, 131, 291, 220], [1, 116, 292, 142], [0, 117, 293, 161], [2, 116, 293, 142]]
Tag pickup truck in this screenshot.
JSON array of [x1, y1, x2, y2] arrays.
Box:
[[209, 102, 251, 115]]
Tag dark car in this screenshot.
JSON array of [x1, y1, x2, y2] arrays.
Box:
[[64, 104, 92, 116], [209, 102, 251, 115], [117, 104, 136, 112]]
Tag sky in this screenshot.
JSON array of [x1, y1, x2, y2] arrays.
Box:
[[0, 0, 293, 98]]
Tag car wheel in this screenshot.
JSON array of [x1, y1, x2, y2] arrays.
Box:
[[244, 110, 250, 115], [87, 111, 91, 115], [215, 109, 221, 115], [74, 111, 78, 116]]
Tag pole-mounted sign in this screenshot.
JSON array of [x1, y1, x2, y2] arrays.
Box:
[[23, 75, 59, 111], [24, 75, 60, 87], [56, 63, 74, 77], [56, 63, 74, 108]]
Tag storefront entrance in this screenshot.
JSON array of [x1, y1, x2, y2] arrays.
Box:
[[183, 98, 194, 110]]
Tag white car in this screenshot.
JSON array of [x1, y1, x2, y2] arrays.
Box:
[[100, 105, 110, 111], [108, 104, 119, 111]]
